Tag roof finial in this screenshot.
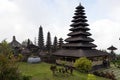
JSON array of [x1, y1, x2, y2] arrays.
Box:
[[79, 2, 81, 6], [40, 25, 41, 27], [13, 36, 16, 41]]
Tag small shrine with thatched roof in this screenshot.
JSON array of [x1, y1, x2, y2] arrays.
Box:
[[9, 36, 22, 55], [9, 36, 22, 48], [107, 45, 117, 60]]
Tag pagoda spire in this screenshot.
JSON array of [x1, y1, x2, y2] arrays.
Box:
[[13, 36, 16, 41], [38, 25, 44, 50], [79, 2, 81, 6], [63, 4, 97, 49]]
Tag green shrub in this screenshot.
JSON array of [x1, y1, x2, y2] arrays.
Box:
[[87, 74, 96, 80], [0, 40, 31, 80], [112, 60, 120, 68], [0, 54, 22, 80], [74, 57, 92, 72]]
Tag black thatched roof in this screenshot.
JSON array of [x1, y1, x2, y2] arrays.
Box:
[[70, 22, 89, 26], [71, 18, 87, 22], [52, 49, 109, 58], [69, 26, 90, 31], [76, 3, 84, 9], [65, 37, 94, 42], [75, 9, 84, 12], [74, 12, 85, 15], [68, 31, 91, 36], [63, 43, 97, 48], [107, 45, 117, 50], [73, 15, 87, 19]]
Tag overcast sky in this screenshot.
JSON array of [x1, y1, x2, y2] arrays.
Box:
[[0, 0, 120, 54]]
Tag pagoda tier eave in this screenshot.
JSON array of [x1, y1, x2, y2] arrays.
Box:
[[63, 43, 97, 48], [69, 26, 90, 31], [74, 12, 85, 15], [71, 18, 88, 22], [73, 15, 87, 19], [68, 31, 91, 36], [65, 37, 94, 42], [70, 22, 89, 26], [75, 9, 85, 13], [52, 49, 109, 58], [76, 5, 84, 9]]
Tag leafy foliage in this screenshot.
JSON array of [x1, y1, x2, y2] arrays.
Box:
[[0, 40, 13, 56], [0, 40, 31, 80], [112, 60, 120, 68], [74, 57, 92, 72], [0, 54, 21, 80]]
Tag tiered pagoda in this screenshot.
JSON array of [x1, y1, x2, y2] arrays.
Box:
[[53, 4, 109, 61], [64, 3, 96, 49]]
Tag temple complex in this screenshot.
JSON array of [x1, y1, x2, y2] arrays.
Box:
[[52, 4, 109, 62]]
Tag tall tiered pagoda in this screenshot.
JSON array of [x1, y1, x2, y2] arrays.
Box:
[[53, 4, 109, 61], [64, 3, 96, 49]]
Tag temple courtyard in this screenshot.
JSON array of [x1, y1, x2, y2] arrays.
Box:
[[18, 62, 109, 80]]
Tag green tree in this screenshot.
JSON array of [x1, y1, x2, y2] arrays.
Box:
[[74, 57, 92, 73], [0, 40, 12, 56], [0, 40, 30, 80]]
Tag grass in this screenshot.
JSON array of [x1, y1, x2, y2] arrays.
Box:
[[18, 62, 109, 80]]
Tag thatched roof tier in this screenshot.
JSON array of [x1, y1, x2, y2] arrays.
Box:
[[63, 43, 97, 48], [69, 26, 90, 31], [65, 37, 94, 42], [74, 12, 85, 15], [68, 31, 91, 36], [53, 49, 109, 58], [73, 15, 87, 19], [107, 45, 117, 50], [76, 4, 84, 9], [75, 9, 84, 12], [70, 22, 89, 26], [71, 18, 88, 22]]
